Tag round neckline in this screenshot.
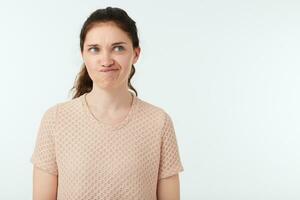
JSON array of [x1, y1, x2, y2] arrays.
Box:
[[80, 92, 139, 131]]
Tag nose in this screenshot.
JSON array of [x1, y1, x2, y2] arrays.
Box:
[[99, 51, 114, 67]]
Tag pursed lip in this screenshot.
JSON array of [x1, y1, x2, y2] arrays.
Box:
[[100, 68, 119, 72]]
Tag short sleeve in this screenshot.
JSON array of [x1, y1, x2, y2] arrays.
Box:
[[30, 104, 58, 175], [158, 112, 184, 180]]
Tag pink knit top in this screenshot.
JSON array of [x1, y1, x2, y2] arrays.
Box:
[[30, 93, 184, 199]]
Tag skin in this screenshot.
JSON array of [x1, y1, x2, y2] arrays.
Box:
[[81, 21, 141, 122], [33, 21, 181, 200], [157, 174, 181, 200], [32, 167, 57, 200]]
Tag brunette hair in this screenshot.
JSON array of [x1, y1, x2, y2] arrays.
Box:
[[69, 7, 140, 99]]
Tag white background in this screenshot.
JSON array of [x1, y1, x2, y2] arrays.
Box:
[[0, 0, 300, 199]]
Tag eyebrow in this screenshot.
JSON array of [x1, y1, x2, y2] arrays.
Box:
[[86, 42, 127, 47]]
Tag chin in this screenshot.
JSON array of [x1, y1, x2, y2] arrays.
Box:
[[94, 81, 119, 90]]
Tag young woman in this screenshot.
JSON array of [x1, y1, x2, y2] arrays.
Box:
[[31, 7, 184, 200]]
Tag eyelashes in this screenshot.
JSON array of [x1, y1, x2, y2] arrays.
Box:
[[88, 47, 97, 52], [88, 46, 125, 53], [113, 46, 125, 52]]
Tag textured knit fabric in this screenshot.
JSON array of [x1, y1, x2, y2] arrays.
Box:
[[30, 92, 184, 200]]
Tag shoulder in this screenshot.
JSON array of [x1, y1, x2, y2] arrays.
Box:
[[136, 97, 173, 129], [42, 95, 83, 120], [57, 95, 82, 110]]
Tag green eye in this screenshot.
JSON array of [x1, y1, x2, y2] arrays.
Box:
[[88, 47, 98, 52], [114, 46, 124, 52]]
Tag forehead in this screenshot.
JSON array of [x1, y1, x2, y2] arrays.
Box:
[[85, 22, 131, 45]]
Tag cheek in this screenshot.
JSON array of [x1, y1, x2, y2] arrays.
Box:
[[116, 54, 133, 69], [83, 57, 98, 80], [83, 54, 133, 78], [84, 56, 98, 70]]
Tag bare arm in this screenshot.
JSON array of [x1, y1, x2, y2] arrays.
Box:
[[157, 174, 181, 200], [33, 166, 58, 200]]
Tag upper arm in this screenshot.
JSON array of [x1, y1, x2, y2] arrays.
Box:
[[156, 112, 184, 199], [31, 105, 59, 200], [157, 174, 180, 200], [157, 112, 184, 180], [33, 166, 58, 200]]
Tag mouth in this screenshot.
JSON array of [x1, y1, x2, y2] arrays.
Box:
[[100, 69, 119, 72]]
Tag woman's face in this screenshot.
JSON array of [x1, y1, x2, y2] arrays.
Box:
[[81, 22, 140, 90]]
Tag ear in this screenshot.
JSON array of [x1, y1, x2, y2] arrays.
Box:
[[132, 47, 141, 64]]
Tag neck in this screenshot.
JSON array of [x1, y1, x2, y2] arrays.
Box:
[[85, 84, 133, 113]]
